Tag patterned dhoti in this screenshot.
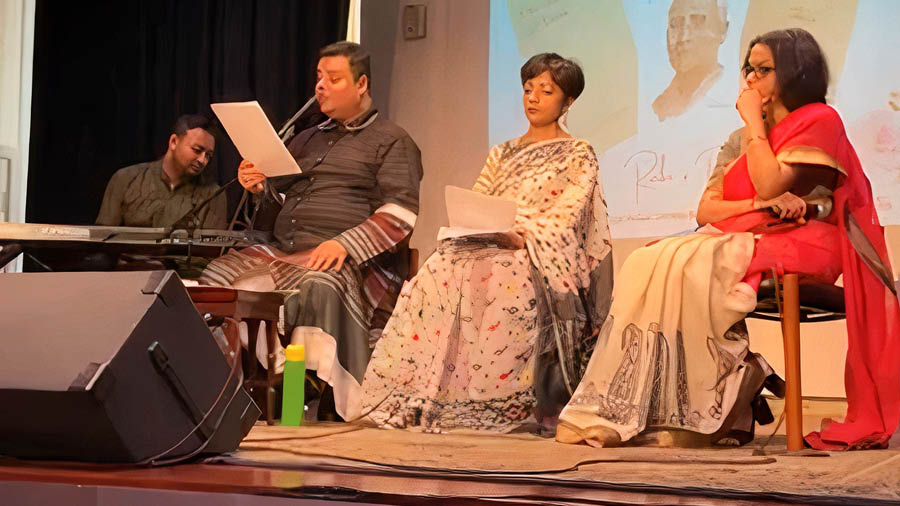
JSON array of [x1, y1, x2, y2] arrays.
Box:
[[199, 245, 374, 419]]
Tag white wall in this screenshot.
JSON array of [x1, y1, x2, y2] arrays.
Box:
[[0, 0, 35, 272], [362, 0, 490, 258]]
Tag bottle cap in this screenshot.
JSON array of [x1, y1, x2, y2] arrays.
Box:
[[285, 344, 305, 362]]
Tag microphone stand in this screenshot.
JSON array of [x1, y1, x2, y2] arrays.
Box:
[[168, 176, 239, 266], [169, 176, 239, 234]]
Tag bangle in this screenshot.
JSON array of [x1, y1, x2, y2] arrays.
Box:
[[748, 135, 768, 144]]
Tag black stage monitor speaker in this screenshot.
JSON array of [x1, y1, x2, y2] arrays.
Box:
[[0, 270, 260, 463]]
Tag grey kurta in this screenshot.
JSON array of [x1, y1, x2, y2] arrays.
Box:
[[96, 160, 227, 229]]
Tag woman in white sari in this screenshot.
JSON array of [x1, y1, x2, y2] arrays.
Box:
[[360, 53, 613, 432]]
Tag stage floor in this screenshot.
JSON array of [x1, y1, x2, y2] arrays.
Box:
[[3, 419, 899, 506]]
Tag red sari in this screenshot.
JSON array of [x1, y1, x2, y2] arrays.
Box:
[[714, 103, 900, 450]]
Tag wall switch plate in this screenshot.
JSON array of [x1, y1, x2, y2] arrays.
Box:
[[403, 4, 426, 40]]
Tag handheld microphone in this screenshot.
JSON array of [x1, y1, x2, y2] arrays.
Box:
[[769, 198, 832, 222]]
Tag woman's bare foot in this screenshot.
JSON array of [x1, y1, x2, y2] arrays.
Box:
[[556, 421, 621, 447]]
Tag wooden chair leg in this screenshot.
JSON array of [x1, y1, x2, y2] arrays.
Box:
[[781, 273, 804, 450], [246, 319, 261, 382], [264, 319, 279, 425], [221, 318, 242, 369]]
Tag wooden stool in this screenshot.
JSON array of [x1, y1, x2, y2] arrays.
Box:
[[748, 274, 845, 450], [185, 246, 418, 424], [187, 286, 284, 425]]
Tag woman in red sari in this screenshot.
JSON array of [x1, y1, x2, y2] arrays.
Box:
[[557, 28, 900, 450]]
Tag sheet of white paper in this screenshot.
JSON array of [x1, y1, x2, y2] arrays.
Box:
[[211, 101, 301, 177], [439, 186, 516, 240]]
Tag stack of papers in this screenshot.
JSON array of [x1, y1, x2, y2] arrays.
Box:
[[437, 186, 517, 240]]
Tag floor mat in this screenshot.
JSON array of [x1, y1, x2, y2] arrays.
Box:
[[218, 422, 900, 503]]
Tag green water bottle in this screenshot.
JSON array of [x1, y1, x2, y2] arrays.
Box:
[[281, 344, 305, 426]]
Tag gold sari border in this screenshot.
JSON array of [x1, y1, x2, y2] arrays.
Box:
[[776, 146, 847, 176]]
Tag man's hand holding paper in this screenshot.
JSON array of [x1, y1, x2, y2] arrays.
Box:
[[237, 160, 266, 193]]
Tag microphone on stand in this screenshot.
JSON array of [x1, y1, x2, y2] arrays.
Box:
[[169, 176, 239, 234]]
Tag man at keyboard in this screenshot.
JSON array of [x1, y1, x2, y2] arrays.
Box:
[[95, 114, 227, 229], [199, 42, 423, 421]]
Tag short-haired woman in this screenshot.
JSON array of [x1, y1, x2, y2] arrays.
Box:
[[360, 53, 613, 432]]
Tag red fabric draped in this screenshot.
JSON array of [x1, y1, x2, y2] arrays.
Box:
[[713, 103, 900, 450]]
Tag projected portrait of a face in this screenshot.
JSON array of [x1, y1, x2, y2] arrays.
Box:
[[652, 0, 728, 122]]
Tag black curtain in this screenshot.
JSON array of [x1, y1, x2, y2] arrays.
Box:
[[27, 0, 349, 226]]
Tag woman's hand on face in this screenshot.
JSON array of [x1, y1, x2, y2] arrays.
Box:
[[736, 89, 766, 126], [756, 191, 807, 223], [238, 160, 266, 193]]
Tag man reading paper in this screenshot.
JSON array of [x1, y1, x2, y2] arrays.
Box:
[[199, 42, 423, 421]]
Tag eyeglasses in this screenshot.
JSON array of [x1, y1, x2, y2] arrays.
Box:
[[742, 65, 775, 79]]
